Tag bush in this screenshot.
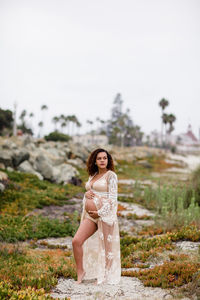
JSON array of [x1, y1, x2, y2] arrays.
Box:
[[185, 165, 200, 207], [44, 131, 71, 142]]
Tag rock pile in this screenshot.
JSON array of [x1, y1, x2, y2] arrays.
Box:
[[0, 136, 91, 189]]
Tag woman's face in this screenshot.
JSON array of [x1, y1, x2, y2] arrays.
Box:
[[95, 152, 108, 170]]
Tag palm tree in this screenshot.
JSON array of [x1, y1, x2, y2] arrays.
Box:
[[167, 114, 176, 134], [70, 115, 77, 136], [87, 119, 94, 143], [19, 109, 27, 124], [29, 112, 34, 132], [76, 120, 81, 135], [40, 105, 48, 134], [38, 121, 44, 137], [61, 121, 67, 133], [159, 98, 169, 145], [41, 105, 48, 111], [58, 114, 65, 132], [52, 116, 59, 131], [162, 113, 169, 145]]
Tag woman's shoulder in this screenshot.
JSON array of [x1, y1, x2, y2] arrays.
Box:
[[106, 170, 118, 179]]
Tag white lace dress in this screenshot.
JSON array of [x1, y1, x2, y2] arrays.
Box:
[[80, 170, 121, 284]]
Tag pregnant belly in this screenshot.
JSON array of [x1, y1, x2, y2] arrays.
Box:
[[85, 198, 97, 213]]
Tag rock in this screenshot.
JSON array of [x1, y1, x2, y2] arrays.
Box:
[[7, 167, 14, 172], [18, 161, 43, 180], [52, 163, 79, 184], [24, 143, 37, 151], [30, 148, 65, 167], [0, 171, 8, 181], [175, 241, 200, 252], [22, 135, 34, 146], [34, 154, 54, 180], [0, 162, 5, 169], [2, 140, 17, 150], [12, 149, 30, 167], [68, 142, 90, 162], [67, 158, 85, 168], [0, 150, 13, 167], [0, 171, 9, 192], [136, 160, 153, 168], [68, 176, 82, 186], [0, 182, 5, 192]]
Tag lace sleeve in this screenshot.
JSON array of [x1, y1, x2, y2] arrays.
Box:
[[95, 172, 118, 225]]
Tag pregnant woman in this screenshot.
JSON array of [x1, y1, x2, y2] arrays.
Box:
[[72, 148, 121, 285]]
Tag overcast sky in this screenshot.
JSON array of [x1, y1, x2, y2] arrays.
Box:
[[0, 0, 200, 138]]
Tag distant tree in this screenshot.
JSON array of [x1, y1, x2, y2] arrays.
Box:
[[38, 121, 44, 137], [19, 109, 27, 124], [40, 104, 48, 133], [0, 108, 13, 135], [18, 109, 33, 135], [61, 121, 67, 133], [76, 120, 81, 135], [159, 98, 169, 145], [29, 112, 34, 131], [52, 116, 59, 131], [107, 93, 143, 146], [167, 114, 176, 134], [162, 113, 169, 140], [41, 105, 48, 111]]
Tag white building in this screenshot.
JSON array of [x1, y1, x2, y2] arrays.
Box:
[[176, 124, 200, 153], [72, 134, 108, 147]]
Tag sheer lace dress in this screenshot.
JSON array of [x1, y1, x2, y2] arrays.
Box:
[[80, 170, 121, 284]]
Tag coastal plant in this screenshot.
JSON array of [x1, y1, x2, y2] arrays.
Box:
[[122, 261, 200, 288], [0, 244, 76, 293], [0, 214, 78, 242], [142, 183, 200, 228]]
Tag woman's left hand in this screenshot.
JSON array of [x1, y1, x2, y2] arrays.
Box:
[[88, 210, 99, 219]]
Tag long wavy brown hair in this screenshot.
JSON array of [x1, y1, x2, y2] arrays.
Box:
[[86, 148, 115, 176]]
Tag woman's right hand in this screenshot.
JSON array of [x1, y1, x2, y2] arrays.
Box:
[[85, 190, 95, 199]]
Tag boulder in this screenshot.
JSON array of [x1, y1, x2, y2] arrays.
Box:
[[0, 150, 13, 167], [12, 149, 30, 167], [18, 161, 43, 180], [22, 135, 34, 146], [52, 163, 79, 184], [34, 154, 54, 180], [68, 142, 89, 162], [67, 158, 85, 168], [2, 140, 17, 150], [0, 183, 5, 192], [0, 163, 5, 169], [136, 160, 153, 169], [0, 171, 8, 181], [0, 171, 9, 193], [68, 176, 82, 186]]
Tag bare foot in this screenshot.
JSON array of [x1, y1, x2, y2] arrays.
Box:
[[76, 271, 86, 284]]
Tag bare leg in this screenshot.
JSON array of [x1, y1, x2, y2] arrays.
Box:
[[72, 218, 97, 283]]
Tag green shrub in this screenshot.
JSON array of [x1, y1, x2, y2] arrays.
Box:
[[0, 214, 78, 242], [185, 165, 200, 207], [44, 131, 71, 142]]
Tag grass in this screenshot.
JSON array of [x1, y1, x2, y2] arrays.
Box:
[[0, 212, 79, 242], [0, 170, 84, 216], [116, 154, 181, 181]]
